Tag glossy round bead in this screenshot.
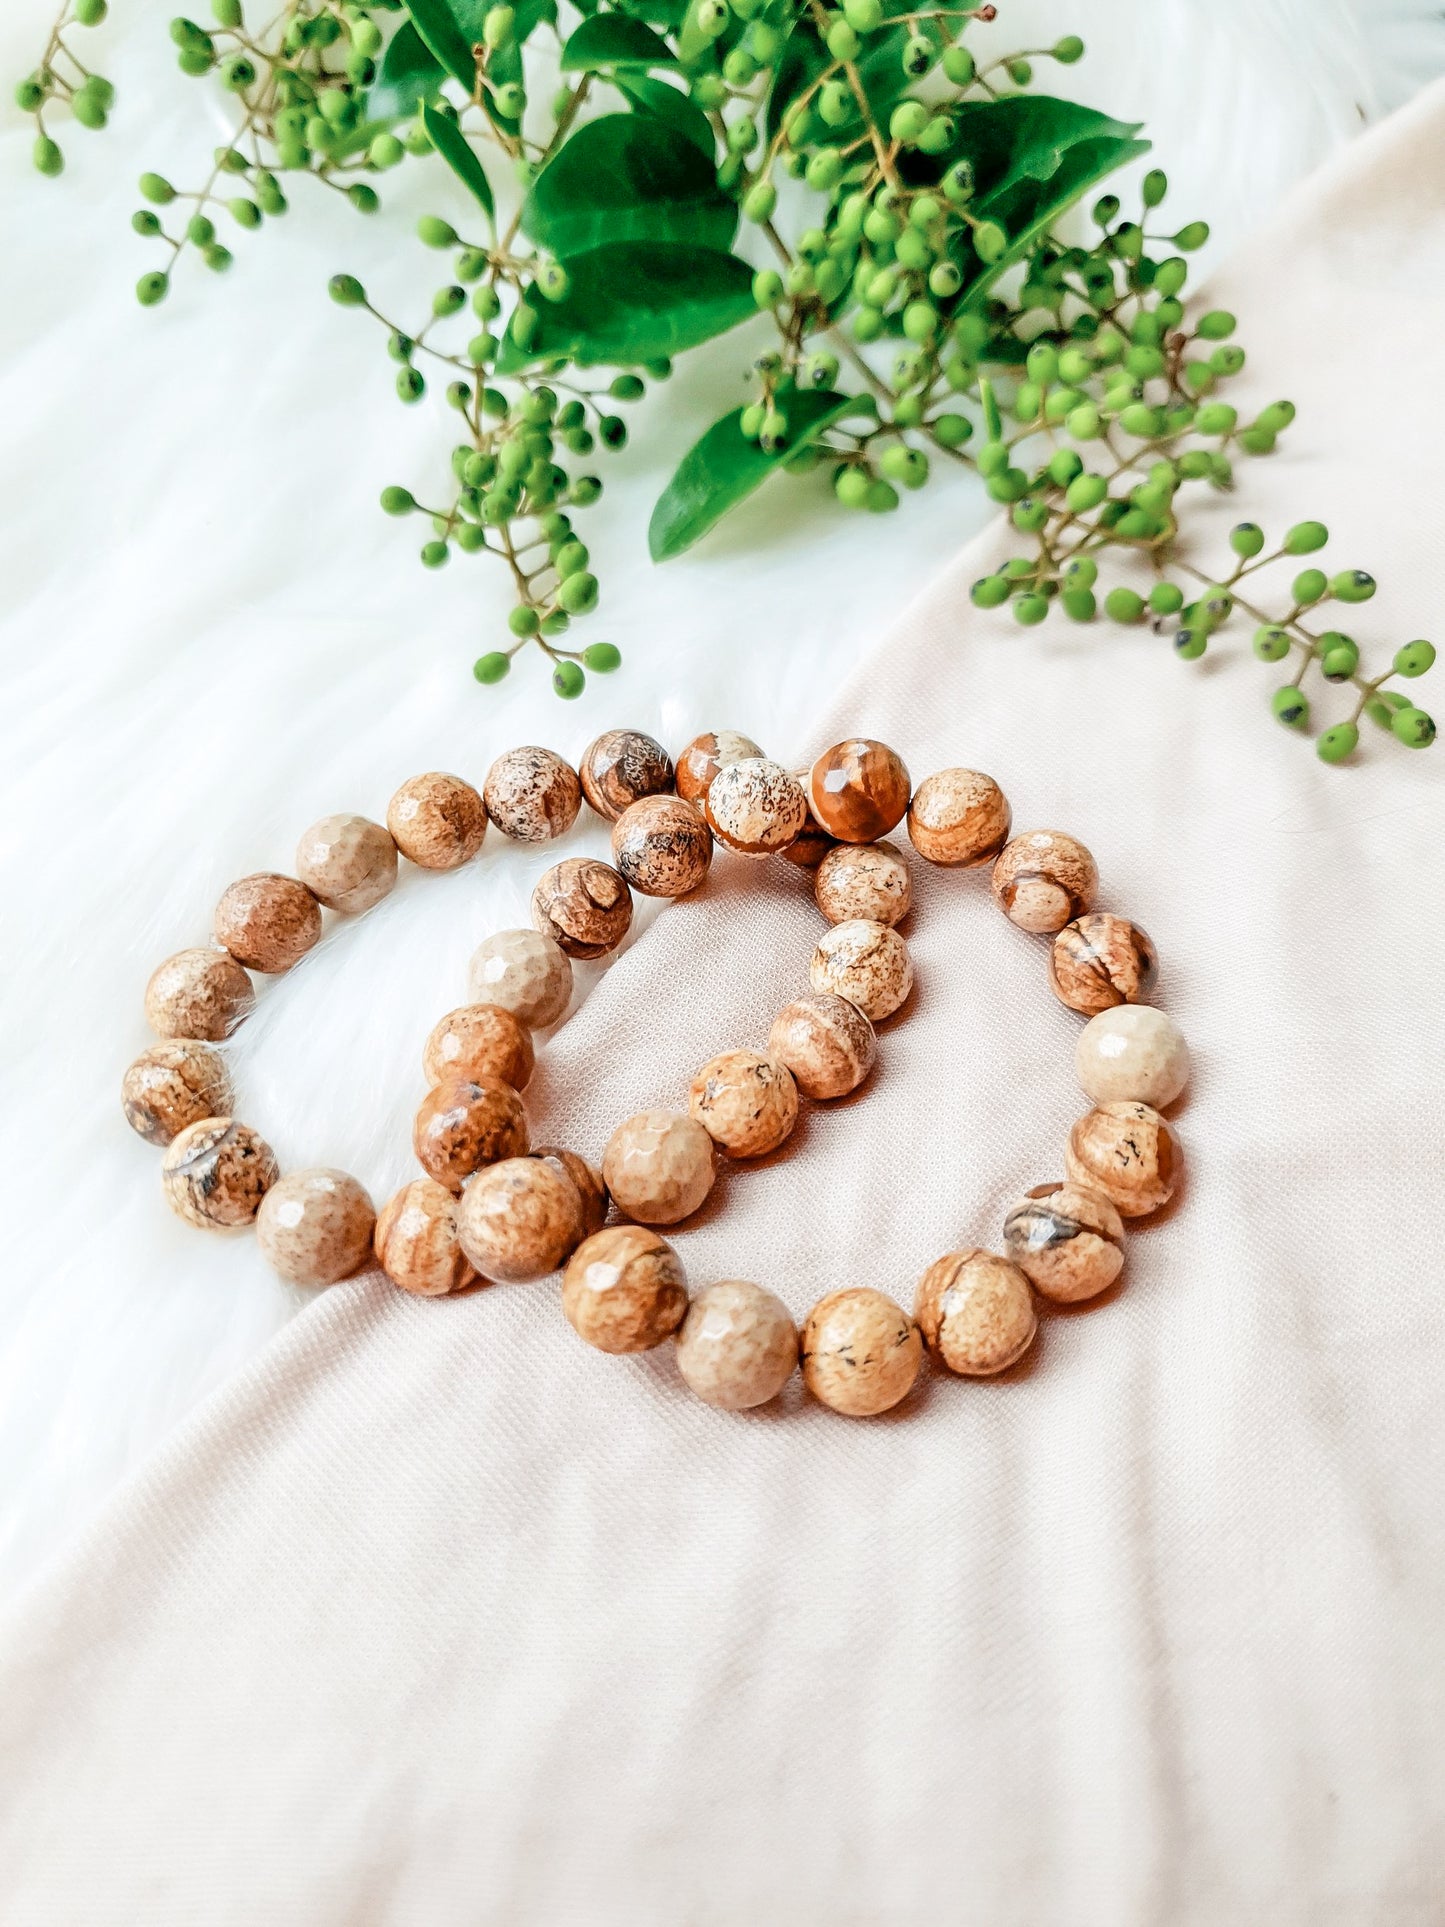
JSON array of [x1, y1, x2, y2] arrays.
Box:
[[467, 928, 572, 1029], [780, 813, 836, 869], [255, 1168, 376, 1287], [906, 768, 1011, 866], [814, 840, 911, 927], [412, 1075, 529, 1194], [1003, 1181, 1125, 1303], [456, 1156, 587, 1283], [526, 1145, 608, 1236], [386, 771, 487, 869], [809, 919, 912, 1021], [705, 758, 808, 856], [144, 947, 255, 1041], [531, 857, 633, 960], [603, 1109, 715, 1225], [161, 1117, 278, 1229], [611, 794, 713, 898], [213, 873, 321, 974], [1066, 1101, 1181, 1218], [991, 830, 1098, 934], [121, 1039, 232, 1145], [374, 1178, 475, 1296], [483, 745, 582, 843], [579, 729, 674, 822], [1049, 913, 1157, 1015], [914, 1249, 1038, 1376], [1076, 1005, 1190, 1109], [294, 813, 397, 915], [767, 993, 876, 1099], [800, 1287, 922, 1416], [423, 1003, 534, 1091], [562, 1224, 688, 1353], [675, 1280, 798, 1410], [807, 739, 911, 844], [688, 1049, 799, 1158], [675, 731, 764, 809]]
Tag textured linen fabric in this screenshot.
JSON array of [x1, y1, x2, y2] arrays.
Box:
[[2, 79, 1445, 1927]]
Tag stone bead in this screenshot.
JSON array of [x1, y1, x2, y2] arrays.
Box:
[[527, 1146, 609, 1236], [422, 1003, 534, 1092], [1076, 1005, 1190, 1109], [1066, 1101, 1181, 1218], [603, 1109, 715, 1226], [467, 928, 572, 1029], [413, 1076, 529, 1195], [800, 1287, 922, 1417], [374, 1178, 476, 1297], [906, 768, 1011, 867], [611, 794, 713, 898], [807, 738, 911, 844], [814, 840, 911, 927], [386, 771, 487, 870], [675, 731, 764, 809], [214, 873, 321, 975], [483, 745, 582, 843], [1003, 1181, 1125, 1304], [688, 1050, 799, 1159], [456, 1156, 587, 1283], [579, 729, 674, 822], [991, 830, 1098, 935], [780, 813, 836, 870], [256, 1167, 376, 1288], [705, 758, 808, 856], [122, 1039, 232, 1146], [161, 1117, 278, 1229], [532, 858, 633, 960], [294, 813, 397, 915], [809, 918, 913, 1022], [914, 1249, 1038, 1376], [145, 947, 255, 1042], [1049, 913, 1158, 1015], [562, 1225, 688, 1353], [767, 993, 876, 1100], [675, 1280, 798, 1411]]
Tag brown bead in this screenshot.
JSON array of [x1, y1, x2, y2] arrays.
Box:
[[456, 1156, 587, 1283], [675, 731, 764, 808], [413, 1076, 529, 1194], [256, 1168, 376, 1288], [800, 1287, 922, 1416], [374, 1178, 476, 1297], [603, 1109, 715, 1225], [579, 729, 674, 822], [814, 840, 911, 927], [914, 1249, 1037, 1376], [767, 993, 876, 1100], [386, 771, 487, 870], [705, 758, 808, 856], [122, 1039, 232, 1146], [467, 928, 572, 1029], [1049, 914, 1158, 1015], [780, 814, 836, 870], [807, 739, 911, 844], [1003, 1181, 1125, 1304], [294, 814, 397, 915], [675, 1280, 798, 1411], [423, 1003, 535, 1092], [144, 947, 254, 1042], [906, 768, 1011, 867], [991, 830, 1098, 934], [809, 918, 913, 1021], [531, 857, 633, 960], [526, 1146, 609, 1236], [562, 1225, 688, 1353], [1065, 1101, 1180, 1218], [688, 1050, 799, 1158], [214, 873, 322, 975], [611, 794, 713, 898], [483, 745, 582, 843], [161, 1117, 278, 1230]]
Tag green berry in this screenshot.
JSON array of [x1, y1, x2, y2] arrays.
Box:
[[455, 523, 486, 553], [932, 413, 971, 449], [843, 0, 884, 29], [474, 651, 510, 685], [1319, 635, 1359, 682], [396, 368, 425, 403], [1282, 520, 1327, 555], [866, 480, 899, 513], [1271, 685, 1309, 729], [1195, 309, 1235, 340], [1394, 639, 1436, 678], [72, 80, 109, 128], [752, 268, 784, 308], [1062, 589, 1096, 622], [186, 213, 214, 246], [1229, 522, 1265, 559], [1148, 582, 1184, 616], [1065, 473, 1108, 513], [834, 467, 871, 508], [15, 76, 46, 111], [1330, 569, 1375, 604], [328, 272, 366, 306], [973, 220, 1007, 263], [825, 22, 859, 60], [557, 571, 598, 614], [229, 197, 262, 229], [33, 136, 63, 177], [889, 100, 929, 144], [1366, 690, 1410, 727], [942, 45, 975, 84], [1253, 626, 1290, 663], [1391, 705, 1436, 746], [1255, 399, 1295, 435], [348, 184, 379, 215], [1053, 34, 1084, 63], [135, 269, 169, 306], [1314, 722, 1358, 764], [77, 0, 109, 20], [1062, 556, 1097, 590], [552, 660, 586, 699], [1104, 587, 1146, 623], [1173, 628, 1207, 661], [131, 208, 162, 236], [743, 180, 777, 223], [1174, 221, 1209, 250], [582, 642, 621, 673], [202, 243, 233, 272], [417, 214, 457, 249], [508, 605, 540, 637], [1013, 594, 1049, 626], [1291, 568, 1327, 606], [971, 575, 1010, 609]]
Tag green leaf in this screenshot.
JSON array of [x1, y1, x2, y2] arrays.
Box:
[[367, 19, 445, 118], [615, 74, 714, 158], [561, 13, 677, 70], [498, 242, 755, 371], [422, 102, 494, 223], [522, 114, 734, 256], [401, 0, 477, 90], [767, 0, 931, 143]]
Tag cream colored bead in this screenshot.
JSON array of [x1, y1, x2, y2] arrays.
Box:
[[809, 918, 912, 1021], [413, 1076, 529, 1194], [532, 857, 633, 960], [705, 758, 808, 856], [800, 1287, 922, 1416], [294, 814, 398, 915], [675, 1281, 798, 1410], [526, 1146, 608, 1236], [603, 1109, 715, 1225], [906, 768, 1011, 866], [991, 830, 1098, 934], [214, 873, 321, 974], [122, 1039, 232, 1145], [914, 1249, 1037, 1376], [482, 745, 582, 843], [1002, 1181, 1125, 1303], [456, 1156, 587, 1283], [1076, 1004, 1190, 1109], [386, 771, 487, 870], [161, 1117, 278, 1229], [374, 1178, 476, 1297], [814, 840, 911, 927], [611, 794, 713, 898], [767, 993, 876, 1100], [675, 731, 764, 809], [256, 1168, 376, 1287], [144, 947, 254, 1042], [1066, 1101, 1181, 1218], [562, 1225, 688, 1352], [688, 1050, 798, 1158], [467, 928, 572, 1029], [423, 1003, 535, 1091]]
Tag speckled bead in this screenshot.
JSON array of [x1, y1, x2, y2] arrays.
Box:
[[611, 794, 713, 898], [814, 840, 911, 927], [1066, 1101, 1181, 1218], [1003, 1181, 1125, 1303], [423, 1003, 535, 1092], [675, 1280, 798, 1410], [676, 731, 764, 809], [914, 1249, 1038, 1376], [145, 947, 255, 1042], [809, 918, 913, 1021], [705, 758, 808, 856], [467, 928, 572, 1029], [907, 768, 1011, 867], [526, 1146, 608, 1236], [161, 1117, 278, 1229], [483, 745, 582, 843], [579, 729, 674, 822], [991, 830, 1098, 934], [807, 739, 911, 844], [413, 1075, 529, 1194], [374, 1178, 476, 1297], [294, 813, 397, 915], [386, 771, 487, 870], [456, 1156, 587, 1283], [122, 1039, 232, 1145], [603, 1109, 715, 1225], [800, 1287, 922, 1416], [1076, 1005, 1190, 1109], [688, 1050, 799, 1158], [1049, 913, 1157, 1015], [767, 993, 876, 1100], [256, 1168, 376, 1287], [214, 873, 322, 975], [532, 857, 633, 960], [562, 1224, 688, 1353]]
